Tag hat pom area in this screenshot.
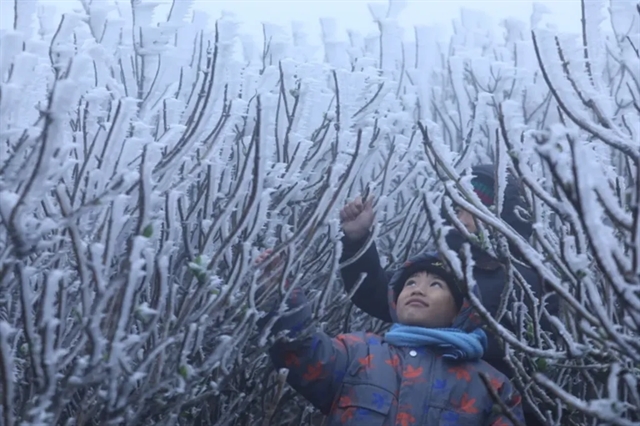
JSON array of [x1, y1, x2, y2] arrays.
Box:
[[471, 178, 494, 207]]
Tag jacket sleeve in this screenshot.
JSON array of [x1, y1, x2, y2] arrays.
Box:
[[259, 286, 354, 414], [486, 379, 525, 426], [339, 234, 394, 323], [269, 331, 354, 414], [257, 284, 313, 339]]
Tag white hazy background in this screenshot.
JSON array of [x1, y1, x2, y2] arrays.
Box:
[[1, 0, 582, 42]]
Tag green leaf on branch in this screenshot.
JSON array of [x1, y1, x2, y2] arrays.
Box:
[[188, 256, 207, 283], [179, 365, 189, 378], [535, 357, 548, 372], [142, 224, 153, 238]]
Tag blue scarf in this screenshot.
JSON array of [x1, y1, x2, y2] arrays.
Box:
[[384, 324, 487, 361]]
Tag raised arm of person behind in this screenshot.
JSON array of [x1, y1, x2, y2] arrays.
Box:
[[338, 196, 395, 323]]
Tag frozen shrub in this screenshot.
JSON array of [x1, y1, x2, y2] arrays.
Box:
[[0, 0, 638, 425]]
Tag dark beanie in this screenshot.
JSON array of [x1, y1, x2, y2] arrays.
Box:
[[471, 176, 494, 207], [390, 252, 464, 310]]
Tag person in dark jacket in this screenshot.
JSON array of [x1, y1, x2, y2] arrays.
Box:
[[260, 250, 524, 426], [338, 164, 557, 426]]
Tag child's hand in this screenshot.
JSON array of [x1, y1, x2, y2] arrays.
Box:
[[340, 196, 375, 241], [255, 249, 285, 288], [255, 249, 275, 267]]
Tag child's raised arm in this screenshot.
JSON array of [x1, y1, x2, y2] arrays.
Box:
[[339, 196, 394, 322], [269, 328, 352, 414], [255, 250, 354, 414]]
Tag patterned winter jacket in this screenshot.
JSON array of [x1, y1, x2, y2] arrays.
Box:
[[265, 286, 524, 425]]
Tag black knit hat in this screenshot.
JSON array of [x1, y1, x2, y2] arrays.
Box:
[[390, 252, 464, 309]]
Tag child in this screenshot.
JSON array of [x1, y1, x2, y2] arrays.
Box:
[[260, 251, 524, 425]]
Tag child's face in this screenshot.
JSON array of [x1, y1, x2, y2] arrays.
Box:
[[396, 271, 459, 328]]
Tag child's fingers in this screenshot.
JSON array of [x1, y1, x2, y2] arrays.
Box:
[[341, 196, 367, 222], [353, 196, 363, 210], [255, 249, 274, 265], [341, 205, 353, 221], [339, 207, 348, 222], [346, 201, 362, 218]]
